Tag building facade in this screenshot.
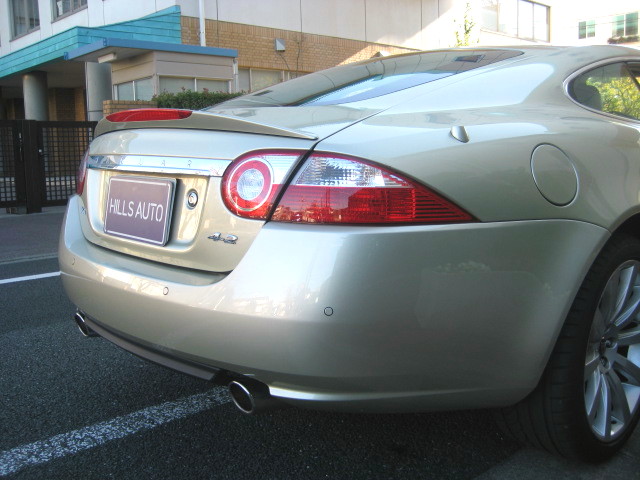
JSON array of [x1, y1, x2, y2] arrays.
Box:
[[1, 0, 564, 121], [549, 0, 638, 47]]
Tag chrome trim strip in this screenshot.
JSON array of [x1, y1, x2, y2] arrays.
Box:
[[88, 155, 231, 177]]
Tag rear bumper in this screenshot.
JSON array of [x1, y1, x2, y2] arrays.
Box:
[[77, 311, 220, 381], [60, 194, 609, 412]]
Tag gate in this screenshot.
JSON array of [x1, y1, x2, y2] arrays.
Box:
[[0, 121, 24, 210], [0, 120, 97, 213], [38, 122, 97, 207]]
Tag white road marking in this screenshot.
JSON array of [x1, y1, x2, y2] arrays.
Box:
[[0, 271, 60, 285], [0, 389, 229, 476]]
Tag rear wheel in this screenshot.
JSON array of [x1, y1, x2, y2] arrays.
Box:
[[498, 234, 640, 461]]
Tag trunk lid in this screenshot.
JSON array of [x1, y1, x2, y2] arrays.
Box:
[[95, 106, 380, 140], [83, 106, 378, 272]]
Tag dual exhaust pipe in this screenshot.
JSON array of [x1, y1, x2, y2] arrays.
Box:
[[228, 378, 283, 415], [74, 311, 98, 337], [74, 310, 280, 415]]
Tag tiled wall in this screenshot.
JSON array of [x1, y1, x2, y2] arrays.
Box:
[[182, 16, 417, 73]]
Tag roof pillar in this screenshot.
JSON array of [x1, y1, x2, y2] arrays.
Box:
[[85, 62, 112, 121], [23, 71, 48, 120]]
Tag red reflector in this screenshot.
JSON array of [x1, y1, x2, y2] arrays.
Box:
[[76, 150, 89, 195], [270, 153, 474, 225], [106, 109, 192, 122], [271, 185, 473, 224]]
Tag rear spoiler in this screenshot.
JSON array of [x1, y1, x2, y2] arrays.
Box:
[[95, 109, 318, 140]]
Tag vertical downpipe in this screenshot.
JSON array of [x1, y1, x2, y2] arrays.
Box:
[[233, 59, 239, 93], [199, 0, 206, 46]]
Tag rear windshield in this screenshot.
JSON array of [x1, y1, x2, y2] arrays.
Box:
[[213, 49, 522, 108]]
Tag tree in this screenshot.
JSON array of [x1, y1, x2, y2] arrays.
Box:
[[454, 3, 477, 47], [588, 77, 640, 120]]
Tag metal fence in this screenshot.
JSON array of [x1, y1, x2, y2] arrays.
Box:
[[39, 122, 96, 205], [0, 121, 22, 209], [0, 120, 97, 213]]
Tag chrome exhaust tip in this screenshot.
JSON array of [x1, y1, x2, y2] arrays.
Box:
[[228, 379, 282, 415], [74, 311, 98, 337]]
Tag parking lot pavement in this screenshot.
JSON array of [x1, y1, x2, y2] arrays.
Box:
[[1, 209, 639, 479], [476, 432, 640, 480], [0, 207, 66, 263]]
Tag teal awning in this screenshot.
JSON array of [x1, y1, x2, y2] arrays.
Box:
[[65, 37, 236, 63], [0, 6, 184, 80]]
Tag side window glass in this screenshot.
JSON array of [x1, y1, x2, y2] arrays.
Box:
[[570, 63, 640, 121]]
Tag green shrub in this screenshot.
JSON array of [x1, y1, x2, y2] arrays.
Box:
[[153, 89, 243, 110]]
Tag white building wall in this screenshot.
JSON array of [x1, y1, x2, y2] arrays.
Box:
[[100, 0, 163, 25], [365, 0, 423, 48], [0, 1, 11, 53], [551, 0, 639, 45], [2, 0, 585, 60], [50, 7, 90, 34], [183, 0, 458, 49], [215, 0, 302, 32], [176, 0, 218, 19], [421, 0, 456, 48], [300, 0, 366, 41]]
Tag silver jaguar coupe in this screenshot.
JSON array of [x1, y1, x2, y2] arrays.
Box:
[[59, 45, 640, 461]]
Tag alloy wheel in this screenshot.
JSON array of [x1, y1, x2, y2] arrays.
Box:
[[584, 260, 640, 441]]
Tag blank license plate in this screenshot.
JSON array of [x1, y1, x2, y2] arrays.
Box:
[[104, 176, 175, 246]]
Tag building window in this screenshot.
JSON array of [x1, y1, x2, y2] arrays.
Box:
[[115, 78, 153, 101], [238, 69, 305, 92], [613, 12, 639, 38], [196, 79, 229, 93], [578, 20, 596, 39], [52, 0, 87, 20], [481, 0, 549, 42], [11, 0, 40, 38], [238, 70, 251, 92], [158, 77, 230, 94], [249, 69, 282, 91]]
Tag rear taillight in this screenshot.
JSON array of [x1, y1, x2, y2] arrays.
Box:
[[270, 153, 473, 225], [76, 150, 89, 195], [221, 150, 304, 220], [105, 109, 192, 122]]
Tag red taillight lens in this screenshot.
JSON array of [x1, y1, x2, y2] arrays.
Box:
[[222, 151, 303, 220], [271, 153, 474, 225], [105, 109, 192, 122], [76, 150, 89, 195]]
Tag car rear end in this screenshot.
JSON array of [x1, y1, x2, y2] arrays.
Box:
[[60, 47, 612, 413], [60, 106, 480, 410]]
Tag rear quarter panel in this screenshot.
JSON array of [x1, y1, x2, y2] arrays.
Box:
[[318, 71, 640, 229]]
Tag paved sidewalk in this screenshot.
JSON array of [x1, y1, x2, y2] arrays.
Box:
[[0, 207, 66, 264]]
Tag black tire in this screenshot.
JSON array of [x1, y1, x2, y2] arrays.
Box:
[[497, 234, 640, 461]]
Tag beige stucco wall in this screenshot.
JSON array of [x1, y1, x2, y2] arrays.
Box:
[[110, 51, 235, 97], [110, 53, 156, 86], [153, 52, 234, 79]]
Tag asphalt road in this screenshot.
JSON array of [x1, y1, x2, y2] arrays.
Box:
[[0, 209, 638, 479]]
